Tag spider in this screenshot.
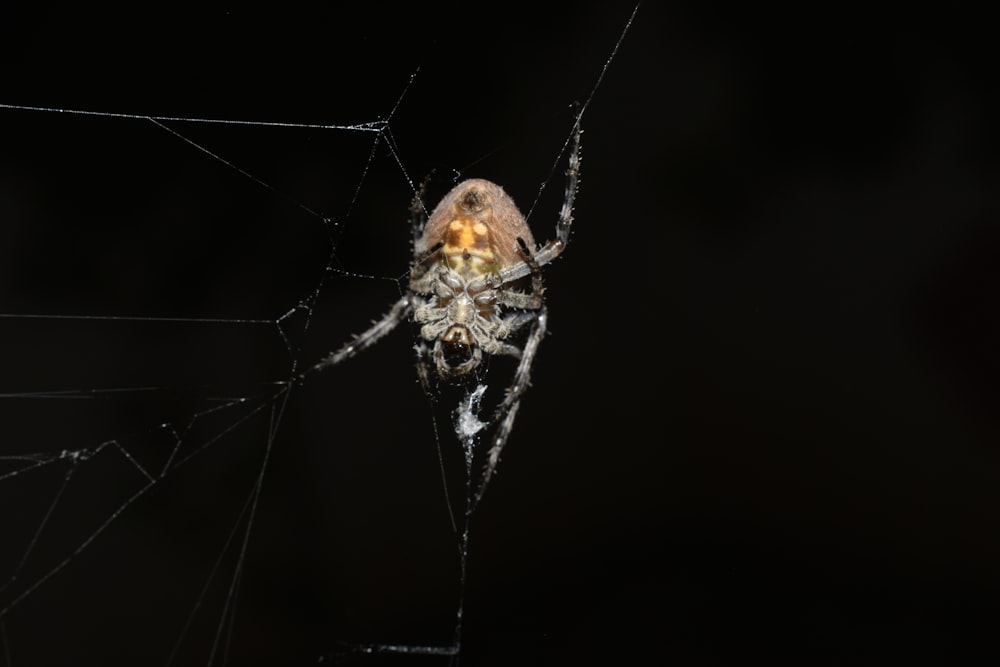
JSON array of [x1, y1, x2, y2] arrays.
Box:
[[309, 121, 581, 503]]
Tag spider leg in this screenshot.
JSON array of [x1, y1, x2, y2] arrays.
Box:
[[413, 339, 436, 403], [408, 246, 446, 291], [500, 310, 540, 338], [489, 245, 544, 357], [490, 235, 547, 312], [308, 296, 412, 375], [472, 307, 548, 509], [496, 290, 542, 310], [492, 306, 547, 419], [410, 174, 432, 248], [518, 236, 545, 295], [495, 120, 582, 283], [483, 310, 540, 358], [554, 119, 582, 249]]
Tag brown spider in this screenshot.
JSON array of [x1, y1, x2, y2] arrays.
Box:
[[310, 121, 581, 500]]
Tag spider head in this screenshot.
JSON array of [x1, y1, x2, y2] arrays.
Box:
[[435, 324, 482, 377]]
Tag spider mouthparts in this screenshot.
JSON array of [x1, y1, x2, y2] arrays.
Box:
[[441, 325, 475, 368]]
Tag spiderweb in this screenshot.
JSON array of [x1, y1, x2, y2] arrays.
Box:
[[0, 5, 639, 665]]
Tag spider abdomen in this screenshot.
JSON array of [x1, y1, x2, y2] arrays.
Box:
[[420, 179, 536, 275]]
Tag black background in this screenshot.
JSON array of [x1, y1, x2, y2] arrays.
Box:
[[1, 3, 998, 665]]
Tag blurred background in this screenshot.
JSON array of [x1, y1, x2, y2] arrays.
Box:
[[1, 3, 998, 665]]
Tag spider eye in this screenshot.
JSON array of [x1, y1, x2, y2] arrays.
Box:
[[441, 325, 475, 368]]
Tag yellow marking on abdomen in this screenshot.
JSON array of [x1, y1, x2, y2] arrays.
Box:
[[443, 216, 497, 275]]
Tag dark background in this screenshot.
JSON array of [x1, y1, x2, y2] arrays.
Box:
[[1, 3, 998, 665]]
